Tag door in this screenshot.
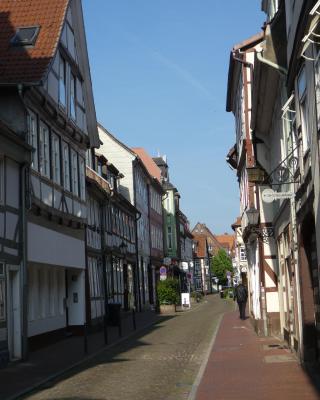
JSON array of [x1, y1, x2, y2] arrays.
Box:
[[8, 267, 21, 360]]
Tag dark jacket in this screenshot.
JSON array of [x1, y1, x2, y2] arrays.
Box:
[[234, 284, 248, 303]]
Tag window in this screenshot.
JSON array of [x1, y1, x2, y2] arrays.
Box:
[[59, 54, 66, 107], [27, 110, 38, 171], [86, 149, 92, 169], [70, 72, 76, 120], [11, 26, 40, 46], [240, 247, 247, 261], [0, 262, 5, 321], [298, 67, 310, 152], [66, 24, 76, 59], [0, 158, 4, 205], [71, 149, 79, 196], [51, 133, 61, 184], [39, 122, 50, 178], [62, 141, 70, 191], [79, 157, 85, 200]]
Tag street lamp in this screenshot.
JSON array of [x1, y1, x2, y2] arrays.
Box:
[[246, 207, 259, 226], [245, 207, 274, 243]]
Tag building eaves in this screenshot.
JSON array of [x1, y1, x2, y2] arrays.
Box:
[[98, 123, 136, 157], [226, 31, 264, 113]]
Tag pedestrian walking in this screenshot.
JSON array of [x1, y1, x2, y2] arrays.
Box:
[[234, 281, 248, 320]]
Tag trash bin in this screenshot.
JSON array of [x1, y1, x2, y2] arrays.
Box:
[[220, 290, 224, 299], [108, 303, 121, 326]]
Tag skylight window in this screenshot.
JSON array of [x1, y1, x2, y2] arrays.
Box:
[[11, 26, 40, 46]]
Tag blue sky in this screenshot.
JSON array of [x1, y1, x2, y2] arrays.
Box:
[[82, 1, 264, 234]]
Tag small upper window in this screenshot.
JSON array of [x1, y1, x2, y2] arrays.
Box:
[[11, 26, 40, 46]]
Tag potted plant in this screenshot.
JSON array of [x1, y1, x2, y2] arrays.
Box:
[[157, 278, 180, 314]]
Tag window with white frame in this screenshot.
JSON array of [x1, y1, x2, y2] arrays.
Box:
[[51, 132, 61, 184], [297, 66, 310, 152], [39, 122, 50, 178], [71, 149, 79, 196], [62, 141, 70, 191], [240, 247, 247, 261], [0, 262, 5, 321], [27, 110, 38, 171]]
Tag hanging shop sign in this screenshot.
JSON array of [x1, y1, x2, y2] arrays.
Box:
[[262, 188, 294, 203]]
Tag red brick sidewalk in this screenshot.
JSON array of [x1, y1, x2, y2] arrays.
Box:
[[195, 311, 320, 400]]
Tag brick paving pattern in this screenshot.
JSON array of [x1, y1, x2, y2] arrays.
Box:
[[195, 311, 320, 400]]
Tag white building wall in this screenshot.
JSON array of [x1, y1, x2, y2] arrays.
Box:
[[98, 126, 135, 204], [28, 223, 86, 269]]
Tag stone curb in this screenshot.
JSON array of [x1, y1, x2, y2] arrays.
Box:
[[187, 313, 224, 400]]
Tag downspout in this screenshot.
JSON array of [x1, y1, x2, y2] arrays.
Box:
[[17, 83, 30, 360], [21, 162, 29, 361], [256, 51, 288, 76], [101, 196, 109, 345]]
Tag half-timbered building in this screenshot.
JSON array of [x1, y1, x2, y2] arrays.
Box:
[[0, 120, 31, 366], [0, 0, 99, 356], [132, 148, 164, 308]]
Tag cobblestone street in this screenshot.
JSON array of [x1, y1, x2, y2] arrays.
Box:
[[21, 296, 233, 400]]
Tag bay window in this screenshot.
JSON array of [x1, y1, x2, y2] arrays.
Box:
[[27, 110, 38, 171], [71, 149, 79, 196], [62, 141, 70, 191], [51, 132, 61, 184], [39, 122, 50, 178]]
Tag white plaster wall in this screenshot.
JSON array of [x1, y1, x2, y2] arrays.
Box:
[[266, 292, 280, 313], [265, 273, 276, 288], [28, 223, 85, 269], [247, 242, 261, 319], [98, 126, 135, 204]]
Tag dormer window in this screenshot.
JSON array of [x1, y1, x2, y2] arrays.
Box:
[[11, 26, 40, 46]]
